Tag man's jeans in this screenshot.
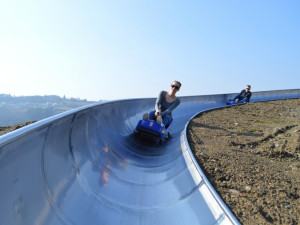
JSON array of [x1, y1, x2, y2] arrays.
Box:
[[232, 95, 248, 104]]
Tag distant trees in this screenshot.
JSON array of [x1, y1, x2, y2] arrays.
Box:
[[0, 94, 98, 126]]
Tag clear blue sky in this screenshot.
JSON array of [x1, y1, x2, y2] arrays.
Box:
[[1, 1, 299, 101]]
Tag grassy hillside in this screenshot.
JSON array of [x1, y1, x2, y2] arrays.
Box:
[[0, 94, 99, 126]]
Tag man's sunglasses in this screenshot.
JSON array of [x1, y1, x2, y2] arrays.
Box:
[[171, 85, 180, 90]]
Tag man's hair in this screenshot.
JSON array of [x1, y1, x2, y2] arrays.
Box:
[[173, 80, 182, 88], [246, 84, 251, 89]]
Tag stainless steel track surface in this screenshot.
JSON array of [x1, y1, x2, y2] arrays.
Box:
[[1, 89, 299, 225]]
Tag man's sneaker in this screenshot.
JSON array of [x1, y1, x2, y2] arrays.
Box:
[[143, 113, 149, 120], [156, 116, 162, 125]]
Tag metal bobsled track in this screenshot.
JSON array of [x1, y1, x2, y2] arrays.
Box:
[[1, 89, 299, 225]]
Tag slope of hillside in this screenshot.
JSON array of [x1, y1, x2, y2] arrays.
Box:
[[188, 99, 300, 225]]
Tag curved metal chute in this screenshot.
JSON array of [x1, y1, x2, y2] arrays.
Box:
[[0, 89, 299, 225]]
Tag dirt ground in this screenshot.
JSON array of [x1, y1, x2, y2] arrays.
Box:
[[0, 121, 36, 136], [187, 99, 300, 225]]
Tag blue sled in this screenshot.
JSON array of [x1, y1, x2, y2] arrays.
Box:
[[226, 100, 237, 105], [226, 100, 246, 105], [135, 118, 173, 142]]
